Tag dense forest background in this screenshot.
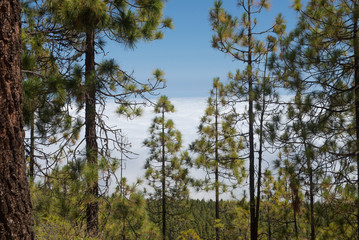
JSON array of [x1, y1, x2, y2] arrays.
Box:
[[2, 0, 359, 239]]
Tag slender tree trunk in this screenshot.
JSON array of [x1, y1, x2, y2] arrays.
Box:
[[254, 97, 263, 240], [292, 194, 298, 237], [215, 85, 220, 240], [161, 110, 166, 240], [247, 1, 256, 239], [29, 113, 35, 183], [85, 30, 99, 237], [255, 53, 268, 238], [267, 196, 272, 240], [285, 207, 290, 240], [267, 217, 271, 240], [215, 162, 219, 240], [120, 139, 126, 240], [309, 162, 315, 240], [304, 141, 315, 240], [0, 0, 34, 238], [302, 140, 315, 240], [354, 2, 359, 239]]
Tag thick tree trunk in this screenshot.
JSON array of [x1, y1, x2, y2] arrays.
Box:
[[85, 30, 99, 237], [0, 0, 34, 238]]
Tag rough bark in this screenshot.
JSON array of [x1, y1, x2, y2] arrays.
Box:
[[0, 0, 34, 238], [85, 30, 99, 237]]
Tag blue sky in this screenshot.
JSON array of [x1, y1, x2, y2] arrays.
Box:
[[104, 0, 300, 98], [97, 1, 304, 196]]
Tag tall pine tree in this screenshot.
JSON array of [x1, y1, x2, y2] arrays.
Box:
[[270, 0, 359, 237], [210, 1, 285, 238], [144, 96, 190, 240], [46, 0, 172, 236], [190, 78, 244, 240]]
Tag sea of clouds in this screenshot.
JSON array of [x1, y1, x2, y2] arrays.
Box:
[[107, 97, 208, 186]]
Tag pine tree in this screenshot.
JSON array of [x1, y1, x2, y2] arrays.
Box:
[[45, 0, 172, 236], [177, 229, 202, 240], [31, 161, 160, 239], [144, 96, 190, 240], [190, 78, 244, 240], [210, 1, 285, 238], [270, 0, 359, 237], [261, 165, 303, 239], [0, 0, 34, 238], [21, 1, 81, 183], [284, 95, 329, 239], [105, 179, 161, 240], [266, 93, 327, 239]]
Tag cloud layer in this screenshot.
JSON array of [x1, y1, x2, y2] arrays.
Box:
[[105, 97, 208, 186]]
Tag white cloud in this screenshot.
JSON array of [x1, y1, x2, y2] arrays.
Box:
[[106, 97, 207, 186], [31, 95, 291, 200], [107, 97, 256, 200]]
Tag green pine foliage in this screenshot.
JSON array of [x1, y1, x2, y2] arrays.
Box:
[[22, 1, 82, 183], [269, 0, 359, 238], [31, 163, 160, 240], [210, 1, 285, 239], [190, 78, 244, 239], [47, 0, 173, 45], [144, 96, 191, 240], [191, 78, 244, 193], [20, 1, 359, 239], [26, 0, 172, 236]]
